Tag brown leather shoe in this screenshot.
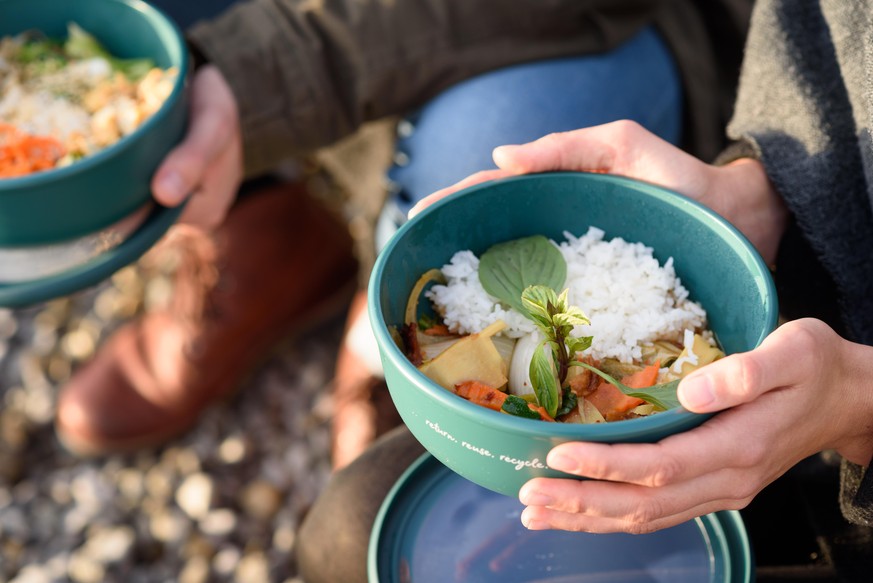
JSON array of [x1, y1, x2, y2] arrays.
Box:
[[55, 180, 358, 456], [330, 290, 402, 470]]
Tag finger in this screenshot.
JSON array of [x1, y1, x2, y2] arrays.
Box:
[[152, 67, 239, 207], [408, 169, 513, 217], [520, 492, 737, 534], [492, 130, 617, 175], [678, 319, 825, 413], [519, 465, 759, 530], [176, 138, 241, 229], [493, 121, 713, 199], [542, 410, 776, 487]]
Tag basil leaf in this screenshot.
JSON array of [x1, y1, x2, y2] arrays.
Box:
[[556, 387, 578, 417], [521, 285, 557, 326], [573, 362, 681, 411], [479, 236, 566, 316], [502, 394, 540, 419], [566, 335, 593, 355], [529, 342, 560, 417]]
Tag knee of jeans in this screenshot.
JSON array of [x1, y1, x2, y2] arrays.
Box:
[[383, 27, 685, 209]]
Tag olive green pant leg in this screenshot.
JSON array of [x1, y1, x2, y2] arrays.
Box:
[[296, 426, 425, 583]]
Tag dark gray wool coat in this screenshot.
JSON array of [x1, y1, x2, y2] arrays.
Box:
[[724, 0, 873, 525]]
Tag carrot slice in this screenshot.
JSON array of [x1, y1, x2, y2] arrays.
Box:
[[622, 361, 661, 389], [586, 361, 660, 421], [454, 380, 555, 421], [455, 380, 507, 411]]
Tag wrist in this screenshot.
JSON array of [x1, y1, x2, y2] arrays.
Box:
[[711, 158, 789, 266], [833, 339, 873, 466]]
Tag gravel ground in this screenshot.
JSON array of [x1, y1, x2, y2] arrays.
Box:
[[0, 125, 393, 583], [0, 257, 344, 583]]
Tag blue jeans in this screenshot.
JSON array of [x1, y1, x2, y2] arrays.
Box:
[[376, 25, 683, 249]]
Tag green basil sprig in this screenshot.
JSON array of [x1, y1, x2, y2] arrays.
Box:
[[521, 285, 591, 418]]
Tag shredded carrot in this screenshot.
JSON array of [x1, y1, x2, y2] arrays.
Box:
[[454, 380, 555, 421], [0, 123, 66, 178]]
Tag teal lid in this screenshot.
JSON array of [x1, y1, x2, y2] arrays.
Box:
[[0, 201, 183, 307], [369, 453, 754, 583]]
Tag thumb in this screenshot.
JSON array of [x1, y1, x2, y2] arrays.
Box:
[[677, 320, 826, 413], [678, 350, 775, 413], [151, 66, 239, 207]]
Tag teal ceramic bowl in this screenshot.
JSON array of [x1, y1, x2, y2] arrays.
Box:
[[368, 172, 778, 497], [0, 0, 188, 247]]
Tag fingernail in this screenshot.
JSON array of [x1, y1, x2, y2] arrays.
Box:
[[548, 453, 578, 473], [519, 489, 554, 507], [521, 510, 547, 530], [492, 144, 519, 167], [157, 170, 187, 204], [679, 375, 715, 410]]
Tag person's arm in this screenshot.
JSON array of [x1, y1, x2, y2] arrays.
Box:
[[186, 0, 667, 178]]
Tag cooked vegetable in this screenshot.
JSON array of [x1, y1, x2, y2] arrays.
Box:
[[672, 331, 724, 375], [418, 320, 508, 391], [455, 381, 554, 422], [406, 268, 446, 326], [582, 362, 659, 421], [575, 361, 682, 412], [0, 123, 66, 177], [404, 233, 723, 423], [64, 23, 154, 80]]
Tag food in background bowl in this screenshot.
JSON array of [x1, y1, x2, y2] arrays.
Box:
[[398, 227, 725, 425], [368, 172, 778, 496], [0, 23, 178, 177]]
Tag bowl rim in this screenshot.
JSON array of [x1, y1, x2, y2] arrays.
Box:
[[0, 0, 189, 191], [368, 171, 779, 438], [368, 451, 754, 583]]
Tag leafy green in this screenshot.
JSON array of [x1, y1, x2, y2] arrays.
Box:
[[16, 38, 64, 62], [529, 342, 561, 417], [501, 394, 541, 420], [572, 361, 681, 411], [64, 23, 154, 80], [478, 236, 566, 316], [556, 386, 578, 417], [417, 313, 439, 331], [520, 285, 591, 417]]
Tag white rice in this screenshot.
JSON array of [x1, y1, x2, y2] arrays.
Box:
[[425, 227, 708, 363]]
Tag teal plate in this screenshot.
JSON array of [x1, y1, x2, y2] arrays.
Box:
[[0, 201, 184, 308], [369, 453, 754, 583]]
